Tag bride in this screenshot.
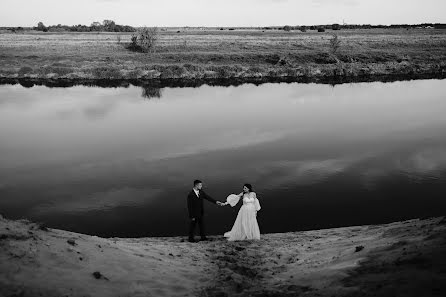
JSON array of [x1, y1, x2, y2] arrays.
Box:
[[223, 183, 261, 241]]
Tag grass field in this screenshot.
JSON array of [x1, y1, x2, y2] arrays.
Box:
[[0, 28, 445, 83]]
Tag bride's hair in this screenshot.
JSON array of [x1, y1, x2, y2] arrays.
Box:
[[243, 183, 253, 193]]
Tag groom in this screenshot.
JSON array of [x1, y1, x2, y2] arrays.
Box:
[[187, 179, 224, 242]]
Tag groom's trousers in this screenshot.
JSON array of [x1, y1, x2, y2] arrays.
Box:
[[189, 217, 206, 239]]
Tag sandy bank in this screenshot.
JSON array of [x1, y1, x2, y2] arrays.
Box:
[[1, 214, 445, 297]]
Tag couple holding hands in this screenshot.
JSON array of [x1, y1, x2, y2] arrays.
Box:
[[187, 180, 261, 242]]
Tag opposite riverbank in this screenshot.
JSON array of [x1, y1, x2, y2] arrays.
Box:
[[1, 214, 445, 297], [1, 29, 445, 84]]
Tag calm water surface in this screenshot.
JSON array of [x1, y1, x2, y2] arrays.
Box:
[[0, 80, 445, 237]]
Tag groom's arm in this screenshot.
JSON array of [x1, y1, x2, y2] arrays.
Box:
[[201, 191, 218, 204]]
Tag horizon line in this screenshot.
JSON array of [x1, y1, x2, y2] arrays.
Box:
[[1, 22, 446, 28]]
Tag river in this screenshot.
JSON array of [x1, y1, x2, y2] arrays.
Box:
[[0, 79, 445, 237]]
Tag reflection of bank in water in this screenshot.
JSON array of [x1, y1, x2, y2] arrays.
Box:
[[141, 85, 162, 99], [3, 73, 446, 95]]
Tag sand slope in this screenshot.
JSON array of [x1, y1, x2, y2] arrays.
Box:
[[1, 214, 445, 297]]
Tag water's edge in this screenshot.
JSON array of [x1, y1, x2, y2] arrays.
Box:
[[1, 72, 445, 89]]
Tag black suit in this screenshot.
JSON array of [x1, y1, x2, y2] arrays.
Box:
[[187, 189, 217, 240]]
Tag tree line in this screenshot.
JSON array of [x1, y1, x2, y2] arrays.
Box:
[[2, 22, 445, 33], [276, 23, 446, 31], [33, 20, 136, 32]]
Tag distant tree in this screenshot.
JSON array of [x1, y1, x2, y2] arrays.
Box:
[[103, 20, 115, 27], [36, 22, 48, 32], [31, 21, 134, 33], [283, 25, 292, 32], [48, 24, 66, 32], [91, 21, 102, 31], [332, 23, 341, 30], [317, 27, 325, 32], [300, 26, 307, 32], [102, 20, 116, 31]]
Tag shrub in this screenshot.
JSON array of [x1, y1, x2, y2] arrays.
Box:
[[317, 27, 326, 32], [38, 66, 74, 76], [128, 27, 159, 53], [264, 54, 282, 65], [91, 67, 122, 79], [329, 33, 341, 54], [127, 69, 144, 79], [159, 67, 175, 79], [167, 65, 186, 77], [283, 25, 292, 32], [130, 35, 138, 48], [209, 65, 233, 78], [183, 63, 200, 72], [18, 66, 33, 75], [314, 52, 337, 64]]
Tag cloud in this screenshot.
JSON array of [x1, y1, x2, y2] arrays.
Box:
[[359, 148, 446, 188], [253, 147, 446, 191], [397, 149, 446, 175], [32, 187, 163, 214], [254, 157, 359, 188]]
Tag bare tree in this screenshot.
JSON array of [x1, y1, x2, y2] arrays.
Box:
[[329, 33, 341, 54], [129, 27, 159, 53]]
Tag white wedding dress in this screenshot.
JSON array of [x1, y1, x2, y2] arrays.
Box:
[[223, 192, 261, 241]]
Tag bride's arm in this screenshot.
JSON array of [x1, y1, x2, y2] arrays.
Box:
[[253, 192, 261, 212]]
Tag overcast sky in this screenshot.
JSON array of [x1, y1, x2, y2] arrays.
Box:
[[1, 0, 445, 27]]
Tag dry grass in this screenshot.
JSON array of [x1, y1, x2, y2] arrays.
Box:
[[0, 29, 445, 81]]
